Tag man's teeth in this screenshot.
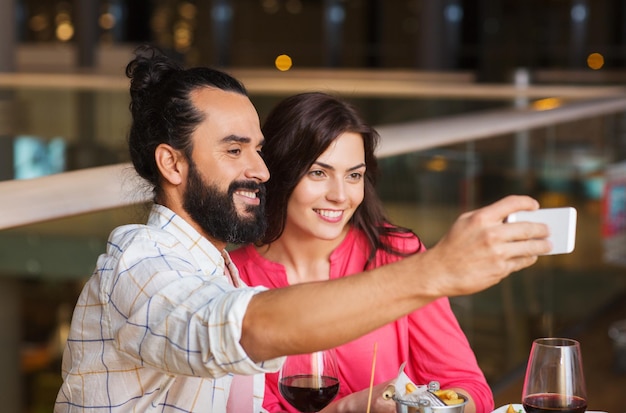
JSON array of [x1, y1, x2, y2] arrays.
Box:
[[237, 190, 257, 199], [316, 209, 342, 218]]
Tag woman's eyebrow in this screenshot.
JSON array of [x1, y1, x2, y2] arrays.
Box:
[[347, 163, 366, 172], [313, 161, 366, 171]]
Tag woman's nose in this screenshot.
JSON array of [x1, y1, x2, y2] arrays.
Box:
[[326, 179, 347, 202]]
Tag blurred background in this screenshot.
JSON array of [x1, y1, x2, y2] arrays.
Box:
[[1, 1, 626, 412], [5, 0, 626, 74]]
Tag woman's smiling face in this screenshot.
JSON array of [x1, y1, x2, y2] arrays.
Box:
[[284, 132, 366, 241]]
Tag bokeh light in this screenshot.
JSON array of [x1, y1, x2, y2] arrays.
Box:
[[532, 97, 562, 111], [56, 22, 74, 41], [285, 0, 303, 14], [179, 2, 197, 19], [275, 54, 293, 71], [426, 155, 448, 172], [99, 13, 116, 30], [587, 53, 604, 70], [55, 11, 71, 25], [262, 0, 280, 14], [28, 14, 48, 32]]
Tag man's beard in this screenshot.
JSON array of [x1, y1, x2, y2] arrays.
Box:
[[183, 160, 267, 245]]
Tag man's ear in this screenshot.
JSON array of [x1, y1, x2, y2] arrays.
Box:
[[155, 143, 186, 186]]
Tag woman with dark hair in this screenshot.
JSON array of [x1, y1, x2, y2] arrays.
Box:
[[230, 92, 494, 413]]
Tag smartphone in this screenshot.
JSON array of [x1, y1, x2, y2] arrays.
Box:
[[506, 207, 577, 255]]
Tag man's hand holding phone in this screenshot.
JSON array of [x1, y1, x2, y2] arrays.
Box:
[[506, 207, 577, 255]]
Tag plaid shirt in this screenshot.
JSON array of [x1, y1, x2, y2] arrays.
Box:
[[54, 204, 282, 412]]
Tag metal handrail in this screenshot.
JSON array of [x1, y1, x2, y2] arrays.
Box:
[[1, 70, 625, 98], [1, 72, 626, 230], [376, 96, 626, 157]]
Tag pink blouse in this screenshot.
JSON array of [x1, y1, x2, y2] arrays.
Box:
[[230, 227, 494, 413]]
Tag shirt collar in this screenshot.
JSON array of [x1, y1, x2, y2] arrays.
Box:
[[147, 204, 227, 274]]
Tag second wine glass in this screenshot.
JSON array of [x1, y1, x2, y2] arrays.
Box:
[[521, 337, 587, 413], [278, 349, 340, 413]]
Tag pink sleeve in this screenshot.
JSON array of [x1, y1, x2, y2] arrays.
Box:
[[406, 298, 494, 413]]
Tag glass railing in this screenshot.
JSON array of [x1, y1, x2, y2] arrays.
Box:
[[377, 116, 626, 385], [1, 69, 625, 412]]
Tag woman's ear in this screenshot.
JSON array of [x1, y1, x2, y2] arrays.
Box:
[[155, 143, 186, 186]]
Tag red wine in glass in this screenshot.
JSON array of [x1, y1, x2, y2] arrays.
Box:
[[279, 374, 340, 412], [522, 393, 587, 413], [521, 338, 588, 413], [278, 350, 340, 412]]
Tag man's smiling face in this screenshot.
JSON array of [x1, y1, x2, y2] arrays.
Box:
[[182, 87, 269, 246]]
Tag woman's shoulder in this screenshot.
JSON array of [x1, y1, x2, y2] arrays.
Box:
[[229, 244, 264, 268], [229, 244, 287, 287], [378, 225, 424, 252]]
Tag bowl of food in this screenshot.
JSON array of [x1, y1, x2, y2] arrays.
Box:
[[386, 365, 468, 413], [393, 392, 468, 413]]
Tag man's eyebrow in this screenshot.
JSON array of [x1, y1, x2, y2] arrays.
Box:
[[220, 135, 266, 146], [313, 161, 366, 171], [221, 135, 250, 144]]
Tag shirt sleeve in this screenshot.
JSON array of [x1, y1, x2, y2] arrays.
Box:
[[106, 233, 283, 379], [406, 298, 494, 413]]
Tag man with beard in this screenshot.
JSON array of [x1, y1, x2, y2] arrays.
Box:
[[55, 45, 551, 413]]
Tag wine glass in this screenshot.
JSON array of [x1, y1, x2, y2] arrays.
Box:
[[278, 349, 340, 413], [522, 338, 588, 413]]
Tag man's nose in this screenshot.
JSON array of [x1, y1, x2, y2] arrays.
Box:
[[245, 151, 270, 183]]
